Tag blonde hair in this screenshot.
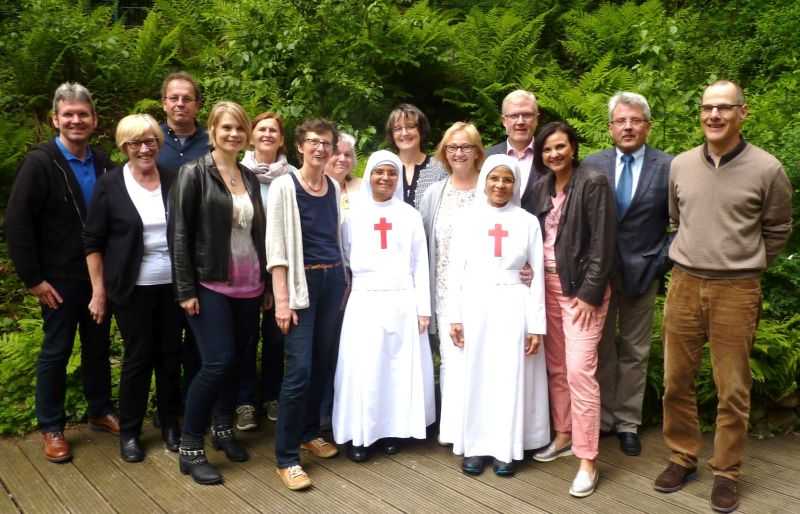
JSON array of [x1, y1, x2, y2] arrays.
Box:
[[207, 101, 252, 148], [434, 122, 485, 174], [115, 114, 164, 151]]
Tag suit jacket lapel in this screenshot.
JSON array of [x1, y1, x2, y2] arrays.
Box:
[[629, 145, 656, 209]]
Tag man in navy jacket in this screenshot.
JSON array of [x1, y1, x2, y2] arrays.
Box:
[[583, 92, 672, 456]]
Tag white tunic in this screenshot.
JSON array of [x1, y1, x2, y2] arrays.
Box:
[[333, 153, 435, 447], [445, 201, 550, 462]]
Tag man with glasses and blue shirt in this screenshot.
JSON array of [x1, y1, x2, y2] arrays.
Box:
[[654, 80, 792, 513], [5, 83, 119, 463], [157, 71, 208, 174], [583, 92, 672, 458], [486, 89, 546, 205]]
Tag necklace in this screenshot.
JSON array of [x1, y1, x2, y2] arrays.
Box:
[[301, 171, 324, 193]]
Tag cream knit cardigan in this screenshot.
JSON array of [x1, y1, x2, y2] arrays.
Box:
[[265, 169, 345, 310]]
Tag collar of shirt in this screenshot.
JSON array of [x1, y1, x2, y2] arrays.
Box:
[[703, 136, 747, 167], [504, 138, 535, 159], [614, 144, 646, 194], [54, 135, 94, 165]]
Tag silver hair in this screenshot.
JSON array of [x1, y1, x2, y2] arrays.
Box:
[[608, 92, 651, 122], [501, 89, 538, 114], [52, 82, 95, 115], [338, 132, 357, 156]]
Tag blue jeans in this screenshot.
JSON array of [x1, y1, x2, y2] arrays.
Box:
[[275, 266, 346, 468], [36, 279, 112, 433], [182, 285, 261, 437]]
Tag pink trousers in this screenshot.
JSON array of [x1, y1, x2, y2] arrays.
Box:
[[543, 272, 610, 460]]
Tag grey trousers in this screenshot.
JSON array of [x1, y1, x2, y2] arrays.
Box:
[[597, 277, 659, 434]]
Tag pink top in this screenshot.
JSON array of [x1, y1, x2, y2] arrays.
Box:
[[201, 192, 265, 299], [542, 189, 567, 269]]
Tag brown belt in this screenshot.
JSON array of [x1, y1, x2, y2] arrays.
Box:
[[304, 262, 341, 270], [544, 266, 558, 274]]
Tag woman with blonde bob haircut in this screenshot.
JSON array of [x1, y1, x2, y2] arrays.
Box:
[[169, 101, 267, 485], [418, 121, 485, 446], [84, 113, 182, 463]]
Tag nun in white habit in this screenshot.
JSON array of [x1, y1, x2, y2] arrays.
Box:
[[332, 150, 435, 462], [447, 154, 549, 476]]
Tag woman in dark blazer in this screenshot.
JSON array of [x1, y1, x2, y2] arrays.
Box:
[[84, 114, 182, 463]]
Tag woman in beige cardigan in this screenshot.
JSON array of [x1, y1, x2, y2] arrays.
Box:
[[266, 118, 347, 492]]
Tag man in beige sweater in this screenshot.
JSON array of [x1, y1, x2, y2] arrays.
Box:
[[654, 80, 793, 513]]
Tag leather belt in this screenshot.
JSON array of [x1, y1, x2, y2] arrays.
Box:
[[304, 262, 341, 270]]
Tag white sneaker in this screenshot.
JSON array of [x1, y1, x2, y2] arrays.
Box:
[[569, 469, 599, 497], [532, 441, 573, 462]]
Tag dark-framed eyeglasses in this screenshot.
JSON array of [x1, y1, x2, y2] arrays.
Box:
[[699, 104, 742, 115], [125, 138, 159, 151]]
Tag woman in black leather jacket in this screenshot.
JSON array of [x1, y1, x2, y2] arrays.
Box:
[[524, 121, 615, 498], [169, 101, 267, 485]]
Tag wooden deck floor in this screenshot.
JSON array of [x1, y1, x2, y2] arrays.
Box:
[[0, 424, 798, 513]]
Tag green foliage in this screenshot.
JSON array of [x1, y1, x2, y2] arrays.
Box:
[[1, 0, 799, 433]]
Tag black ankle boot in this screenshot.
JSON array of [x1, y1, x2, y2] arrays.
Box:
[[120, 435, 145, 462], [161, 421, 180, 453], [178, 436, 222, 485], [211, 425, 249, 462]]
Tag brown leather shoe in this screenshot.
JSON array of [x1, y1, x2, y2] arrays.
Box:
[[300, 437, 339, 458], [654, 462, 697, 492], [276, 465, 312, 491], [710, 476, 739, 513], [43, 432, 72, 463], [88, 413, 120, 435]]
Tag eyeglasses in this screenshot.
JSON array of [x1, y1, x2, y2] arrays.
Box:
[[502, 112, 538, 122], [125, 138, 159, 150], [304, 138, 333, 150], [444, 144, 476, 154], [392, 124, 418, 133], [610, 117, 648, 127], [164, 95, 196, 104], [699, 104, 742, 115]]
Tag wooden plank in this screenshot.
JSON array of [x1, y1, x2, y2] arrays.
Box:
[[0, 437, 69, 514], [421, 441, 608, 514], [16, 435, 115, 514], [623, 430, 799, 514], [313, 445, 491, 513], [234, 447, 353, 513], [240, 431, 401, 513], [68, 430, 164, 513], [397, 445, 548, 513], [91, 429, 259, 514]]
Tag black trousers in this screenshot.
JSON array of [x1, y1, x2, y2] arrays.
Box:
[[237, 307, 284, 407], [36, 279, 113, 432], [114, 284, 182, 437]]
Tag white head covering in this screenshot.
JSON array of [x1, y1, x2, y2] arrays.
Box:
[[361, 150, 404, 203], [475, 154, 522, 208]]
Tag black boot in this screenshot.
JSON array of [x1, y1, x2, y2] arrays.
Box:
[[161, 421, 180, 453], [120, 434, 145, 462], [211, 425, 249, 462], [179, 435, 222, 485]]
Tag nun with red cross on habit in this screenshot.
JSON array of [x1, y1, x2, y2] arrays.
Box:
[[446, 154, 549, 477], [332, 150, 435, 463]]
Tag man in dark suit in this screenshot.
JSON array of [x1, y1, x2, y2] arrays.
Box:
[[583, 92, 672, 456], [486, 89, 545, 205]]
